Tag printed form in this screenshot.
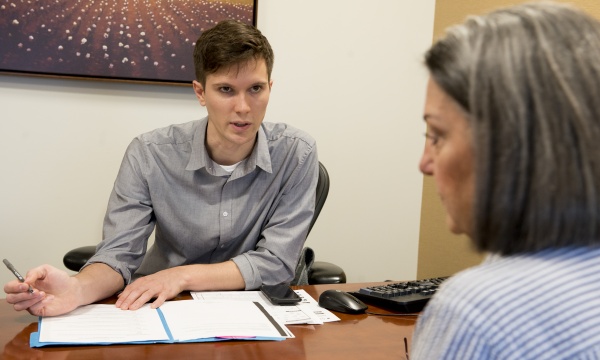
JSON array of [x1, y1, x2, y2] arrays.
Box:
[[39, 304, 168, 344], [191, 289, 340, 324]]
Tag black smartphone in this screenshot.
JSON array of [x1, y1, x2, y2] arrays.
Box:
[[260, 284, 302, 305]]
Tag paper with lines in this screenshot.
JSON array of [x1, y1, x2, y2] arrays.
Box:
[[39, 304, 168, 343]]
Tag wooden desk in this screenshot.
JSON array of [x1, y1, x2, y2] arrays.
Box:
[[0, 283, 417, 360]]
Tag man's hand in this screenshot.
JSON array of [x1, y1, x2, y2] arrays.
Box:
[[116, 267, 185, 310], [4, 263, 124, 317], [115, 261, 245, 310], [4, 265, 81, 317]]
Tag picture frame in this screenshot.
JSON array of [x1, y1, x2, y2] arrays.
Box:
[[0, 0, 257, 85]]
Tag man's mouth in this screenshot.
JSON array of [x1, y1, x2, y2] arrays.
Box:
[[232, 122, 250, 128]]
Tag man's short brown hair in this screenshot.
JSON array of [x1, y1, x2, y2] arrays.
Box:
[[193, 20, 274, 86]]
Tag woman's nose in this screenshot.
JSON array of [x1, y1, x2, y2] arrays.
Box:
[[419, 143, 434, 176]]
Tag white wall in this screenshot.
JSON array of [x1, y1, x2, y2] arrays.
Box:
[[0, 0, 435, 294]]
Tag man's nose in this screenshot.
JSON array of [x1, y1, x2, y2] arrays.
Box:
[[234, 93, 251, 113]]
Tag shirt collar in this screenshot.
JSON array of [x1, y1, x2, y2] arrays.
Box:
[[186, 117, 273, 175]]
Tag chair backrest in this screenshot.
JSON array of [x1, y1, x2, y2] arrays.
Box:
[[291, 161, 331, 285], [307, 161, 330, 236]]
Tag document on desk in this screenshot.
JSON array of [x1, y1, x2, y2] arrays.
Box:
[[30, 300, 290, 347], [190, 289, 340, 324]]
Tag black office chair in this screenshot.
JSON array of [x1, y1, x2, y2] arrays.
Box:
[[292, 162, 346, 285], [63, 161, 346, 285]]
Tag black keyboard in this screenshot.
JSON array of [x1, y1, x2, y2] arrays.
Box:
[[350, 277, 448, 313]]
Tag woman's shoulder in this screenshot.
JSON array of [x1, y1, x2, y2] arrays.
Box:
[[419, 247, 600, 358], [435, 247, 600, 315]]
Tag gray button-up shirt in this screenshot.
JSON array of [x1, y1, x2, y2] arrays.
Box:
[[86, 117, 318, 289]]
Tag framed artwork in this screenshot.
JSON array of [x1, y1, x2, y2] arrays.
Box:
[[0, 0, 257, 85]]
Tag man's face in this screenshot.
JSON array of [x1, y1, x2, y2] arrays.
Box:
[[193, 58, 272, 164]]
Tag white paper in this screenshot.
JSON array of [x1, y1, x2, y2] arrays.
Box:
[[38, 304, 169, 343], [190, 290, 340, 324], [159, 300, 290, 340], [294, 289, 340, 323]]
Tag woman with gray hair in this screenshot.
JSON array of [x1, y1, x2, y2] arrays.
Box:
[[413, 2, 600, 359]]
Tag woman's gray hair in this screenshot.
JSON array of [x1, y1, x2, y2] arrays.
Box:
[[425, 2, 600, 255]]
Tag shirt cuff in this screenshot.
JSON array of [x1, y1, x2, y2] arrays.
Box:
[[231, 254, 261, 290]]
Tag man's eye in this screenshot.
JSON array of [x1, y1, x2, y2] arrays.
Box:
[[249, 85, 262, 93], [219, 87, 232, 93], [424, 132, 440, 145]]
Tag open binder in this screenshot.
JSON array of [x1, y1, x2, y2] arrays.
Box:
[[31, 300, 291, 347]]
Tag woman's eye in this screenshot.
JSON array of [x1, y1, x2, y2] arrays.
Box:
[[424, 132, 440, 145]]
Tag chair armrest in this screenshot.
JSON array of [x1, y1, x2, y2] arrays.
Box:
[[63, 246, 96, 272], [308, 261, 347, 284], [63, 247, 348, 285]]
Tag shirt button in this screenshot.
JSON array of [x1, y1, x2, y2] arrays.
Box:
[[223, 211, 228, 217]]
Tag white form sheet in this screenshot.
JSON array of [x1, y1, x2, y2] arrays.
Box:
[[158, 300, 290, 340], [38, 304, 169, 343], [190, 290, 339, 324]]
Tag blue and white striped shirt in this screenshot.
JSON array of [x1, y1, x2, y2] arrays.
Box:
[[411, 247, 600, 359]]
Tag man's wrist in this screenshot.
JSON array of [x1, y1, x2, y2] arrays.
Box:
[[173, 265, 193, 291], [74, 263, 124, 304]]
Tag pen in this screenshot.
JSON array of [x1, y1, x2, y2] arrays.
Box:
[[3, 258, 34, 293]]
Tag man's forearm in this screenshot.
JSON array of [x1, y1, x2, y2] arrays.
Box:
[[75, 263, 125, 305], [180, 260, 245, 291]]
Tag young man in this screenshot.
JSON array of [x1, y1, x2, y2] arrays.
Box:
[[4, 20, 318, 317]]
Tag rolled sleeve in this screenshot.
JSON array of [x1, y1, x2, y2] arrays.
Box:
[[233, 139, 318, 289], [85, 138, 155, 284]]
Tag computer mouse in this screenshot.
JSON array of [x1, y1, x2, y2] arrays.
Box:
[[318, 289, 368, 314]]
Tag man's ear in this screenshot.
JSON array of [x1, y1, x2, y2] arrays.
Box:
[[192, 80, 206, 106]]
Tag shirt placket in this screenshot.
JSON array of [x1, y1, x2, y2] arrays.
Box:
[[218, 179, 234, 250]]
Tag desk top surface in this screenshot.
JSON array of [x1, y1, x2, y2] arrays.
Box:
[[0, 283, 417, 360]]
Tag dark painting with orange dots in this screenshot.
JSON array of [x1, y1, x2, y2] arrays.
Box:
[[0, 0, 257, 85]]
